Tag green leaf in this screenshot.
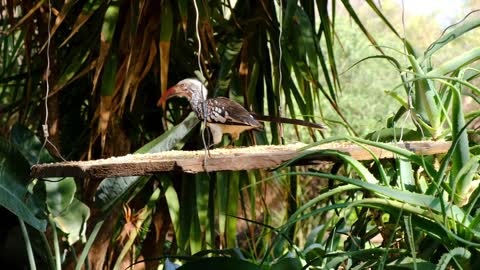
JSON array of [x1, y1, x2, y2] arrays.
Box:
[[163, 177, 181, 247], [435, 247, 471, 270], [215, 38, 243, 97], [45, 177, 76, 216], [299, 171, 467, 225], [100, 49, 118, 96], [422, 16, 480, 61], [364, 128, 421, 142], [54, 198, 90, 244], [397, 158, 415, 192], [0, 138, 47, 231], [136, 112, 199, 154], [101, 0, 121, 43], [427, 47, 480, 77], [271, 257, 303, 270], [160, 0, 173, 42], [453, 156, 479, 206], [95, 113, 199, 211], [226, 172, 239, 248], [177, 257, 260, 270], [387, 257, 435, 270], [409, 55, 440, 135], [450, 82, 471, 205]]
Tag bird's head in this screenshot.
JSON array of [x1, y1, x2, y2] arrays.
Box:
[[157, 78, 208, 108]]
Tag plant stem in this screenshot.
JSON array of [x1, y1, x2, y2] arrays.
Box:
[[19, 218, 37, 270], [49, 215, 62, 270]]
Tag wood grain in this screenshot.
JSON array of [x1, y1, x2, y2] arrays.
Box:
[[30, 141, 451, 178]]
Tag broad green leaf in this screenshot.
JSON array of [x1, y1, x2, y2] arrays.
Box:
[[453, 156, 479, 206], [74, 220, 104, 270], [271, 256, 303, 270], [298, 171, 468, 225], [176, 174, 196, 252], [435, 247, 471, 270], [409, 55, 440, 135], [387, 257, 435, 270], [177, 0, 188, 32], [91, 0, 121, 92], [160, 0, 173, 42], [0, 138, 47, 231], [226, 172, 239, 248], [95, 175, 150, 213], [100, 49, 118, 96], [340, 0, 384, 55], [364, 128, 421, 142], [427, 47, 480, 77], [95, 113, 199, 211], [216, 172, 228, 244], [279, 149, 378, 184], [137, 112, 199, 154], [45, 177, 76, 216], [303, 136, 438, 178], [365, 0, 401, 38], [195, 173, 212, 248], [101, 0, 120, 43], [215, 38, 243, 97], [450, 81, 471, 205], [163, 177, 181, 248], [317, 0, 340, 92], [397, 158, 415, 192], [54, 198, 90, 244], [422, 16, 480, 61]]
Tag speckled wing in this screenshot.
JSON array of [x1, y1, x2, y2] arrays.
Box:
[[205, 97, 262, 129]]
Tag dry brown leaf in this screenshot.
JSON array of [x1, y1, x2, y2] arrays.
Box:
[[50, 59, 97, 97], [159, 40, 171, 105], [39, 0, 77, 52], [130, 41, 157, 111], [92, 35, 112, 94], [99, 95, 113, 155], [4, 0, 46, 35]]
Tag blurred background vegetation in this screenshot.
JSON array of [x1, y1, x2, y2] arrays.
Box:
[[0, 0, 479, 269]]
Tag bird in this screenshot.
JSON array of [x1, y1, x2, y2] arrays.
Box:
[[158, 78, 263, 146]]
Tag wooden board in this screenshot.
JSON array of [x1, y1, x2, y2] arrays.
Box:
[[30, 141, 451, 178]]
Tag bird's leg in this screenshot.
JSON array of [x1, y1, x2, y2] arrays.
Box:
[[250, 130, 257, 146], [226, 132, 240, 148]]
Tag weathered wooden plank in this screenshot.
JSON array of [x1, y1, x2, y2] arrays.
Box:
[[30, 141, 451, 178]]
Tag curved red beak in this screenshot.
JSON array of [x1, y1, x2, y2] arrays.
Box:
[[156, 85, 179, 109]]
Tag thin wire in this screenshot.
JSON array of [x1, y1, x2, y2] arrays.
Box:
[[399, 0, 407, 143], [37, 0, 65, 164], [278, 0, 283, 92], [193, 0, 210, 168], [38, 0, 52, 164], [277, 0, 284, 144]]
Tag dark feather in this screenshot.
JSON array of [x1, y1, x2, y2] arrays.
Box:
[[204, 97, 262, 128]]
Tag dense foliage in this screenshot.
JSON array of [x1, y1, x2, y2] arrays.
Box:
[[0, 0, 479, 269]]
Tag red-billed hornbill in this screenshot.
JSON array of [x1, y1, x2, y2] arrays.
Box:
[[159, 78, 263, 145]]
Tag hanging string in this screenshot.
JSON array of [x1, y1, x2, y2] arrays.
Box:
[[277, 0, 284, 144], [37, 0, 65, 164], [193, 0, 211, 167]]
